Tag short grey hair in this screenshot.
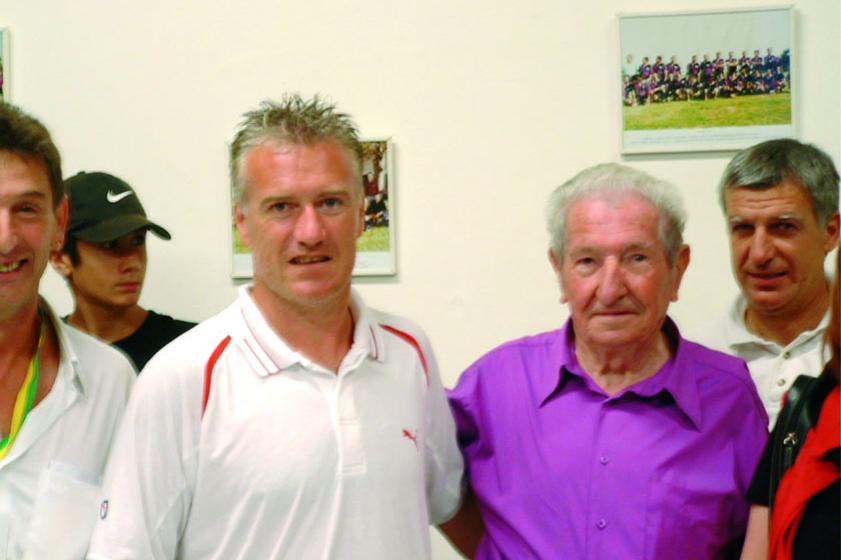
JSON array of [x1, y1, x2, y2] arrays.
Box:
[[230, 94, 363, 204], [719, 139, 840, 226], [546, 163, 687, 264]]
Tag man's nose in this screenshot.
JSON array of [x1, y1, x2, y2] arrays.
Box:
[[747, 228, 775, 266], [597, 259, 628, 305], [294, 205, 327, 247], [117, 247, 144, 272], [0, 211, 18, 254]]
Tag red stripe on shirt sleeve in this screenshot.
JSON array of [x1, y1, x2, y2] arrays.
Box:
[[380, 324, 429, 385], [203, 336, 232, 418]]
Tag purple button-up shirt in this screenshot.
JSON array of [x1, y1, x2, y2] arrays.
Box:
[[449, 318, 768, 559]]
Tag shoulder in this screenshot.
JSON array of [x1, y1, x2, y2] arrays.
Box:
[[679, 338, 765, 414], [135, 305, 238, 394], [687, 297, 744, 351], [146, 310, 197, 335], [59, 321, 136, 392], [453, 329, 563, 395], [369, 308, 436, 356], [472, 330, 561, 373]]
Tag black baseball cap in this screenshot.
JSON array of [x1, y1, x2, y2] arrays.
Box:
[[64, 171, 171, 243]]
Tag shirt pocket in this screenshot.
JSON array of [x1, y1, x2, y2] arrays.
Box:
[[645, 479, 738, 560], [23, 461, 102, 560]]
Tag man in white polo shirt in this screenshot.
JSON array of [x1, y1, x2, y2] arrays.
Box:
[[695, 139, 839, 427], [0, 101, 134, 559], [88, 95, 463, 559]]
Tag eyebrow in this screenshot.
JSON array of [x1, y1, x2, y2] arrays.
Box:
[[569, 242, 657, 254], [728, 213, 803, 224], [17, 190, 48, 200]]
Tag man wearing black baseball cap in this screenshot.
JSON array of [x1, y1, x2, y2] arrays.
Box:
[[51, 171, 195, 370]]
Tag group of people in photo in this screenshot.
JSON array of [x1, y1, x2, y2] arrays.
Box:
[[623, 48, 791, 106], [0, 91, 837, 560]]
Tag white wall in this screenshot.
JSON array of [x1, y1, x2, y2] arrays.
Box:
[[3, 1, 839, 558]]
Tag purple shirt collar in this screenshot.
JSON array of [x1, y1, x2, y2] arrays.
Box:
[[536, 317, 702, 430]]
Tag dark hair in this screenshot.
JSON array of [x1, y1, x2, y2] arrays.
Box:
[[719, 139, 839, 226], [0, 101, 64, 206], [62, 235, 81, 265]]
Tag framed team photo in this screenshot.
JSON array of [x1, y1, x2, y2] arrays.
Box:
[[231, 138, 396, 278], [619, 7, 795, 154], [0, 28, 9, 101]]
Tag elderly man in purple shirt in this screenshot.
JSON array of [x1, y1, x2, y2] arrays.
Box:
[[444, 163, 768, 559]]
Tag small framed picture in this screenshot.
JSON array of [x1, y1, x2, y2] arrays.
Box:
[[355, 138, 396, 276], [230, 138, 396, 278], [0, 28, 9, 101], [619, 7, 794, 154]]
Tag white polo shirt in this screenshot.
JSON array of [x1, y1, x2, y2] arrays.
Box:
[[0, 302, 135, 560], [693, 296, 829, 428], [88, 287, 463, 560]]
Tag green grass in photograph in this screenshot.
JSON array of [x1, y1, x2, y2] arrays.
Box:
[[233, 228, 248, 254], [358, 226, 390, 252], [232, 226, 391, 254], [624, 93, 791, 130]]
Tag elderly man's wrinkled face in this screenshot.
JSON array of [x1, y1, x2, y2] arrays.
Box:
[[550, 194, 689, 350]]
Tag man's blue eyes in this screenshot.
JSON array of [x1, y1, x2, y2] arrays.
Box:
[[269, 199, 345, 213]]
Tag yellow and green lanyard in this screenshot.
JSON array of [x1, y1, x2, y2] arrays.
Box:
[[0, 317, 46, 461]]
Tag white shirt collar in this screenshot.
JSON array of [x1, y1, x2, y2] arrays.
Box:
[[39, 298, 86, 397], [235, 286, 386, 378], [725, 295, 830, 352]]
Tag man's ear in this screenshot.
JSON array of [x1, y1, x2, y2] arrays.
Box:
[[52, 195, 69, 251], [548, 248, 568, 303], [822, 211, 840, 253], [670, 244, 691, 302], [234, 202, 251, 248], [50, 251, 74, 278]]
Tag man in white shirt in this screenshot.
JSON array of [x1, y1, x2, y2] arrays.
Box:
[[88, 94, 463, 560], [0, 102, 134, 559], [696, 139, 839, 426]]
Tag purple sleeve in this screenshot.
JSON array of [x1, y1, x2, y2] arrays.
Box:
[[447, 367, 481, 459]]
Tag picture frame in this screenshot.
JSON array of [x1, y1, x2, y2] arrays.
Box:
[[619, 6, 795, 154], [0, 28, 9, 101], [231, 138, 396, 278], [355, 138, 396, 276]]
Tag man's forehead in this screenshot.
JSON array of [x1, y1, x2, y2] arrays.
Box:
[[0, 151, 53, 201], [725, 182, 815, 219], [245, 140, 356, 177], [567, 239, 658, 253]]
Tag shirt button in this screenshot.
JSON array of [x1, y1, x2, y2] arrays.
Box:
[[596, 518, 607, 530], [599, 456, 610, 465], [783, 351, 791, 359], [776, 378, 786, 387]]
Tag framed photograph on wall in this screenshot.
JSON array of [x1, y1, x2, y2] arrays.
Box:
[[231, 138, 396, 278], [355, 138, 396, 276], [0, 28, 9, 101], [619, 7, 795, 154]]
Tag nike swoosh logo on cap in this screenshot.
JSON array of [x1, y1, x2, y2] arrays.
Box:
[[106, 190, 134, 203]]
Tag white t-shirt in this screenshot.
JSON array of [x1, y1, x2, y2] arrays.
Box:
[[0, 303, 135, 560], [88, 287, 463, 560], [693, 296, 829, 428]]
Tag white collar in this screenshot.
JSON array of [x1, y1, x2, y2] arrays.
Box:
[[234, 286, 386, 377]]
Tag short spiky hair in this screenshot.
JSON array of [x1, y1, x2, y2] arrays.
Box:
[[0, 101, 64, 207], [229, 94, 363, 203]]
